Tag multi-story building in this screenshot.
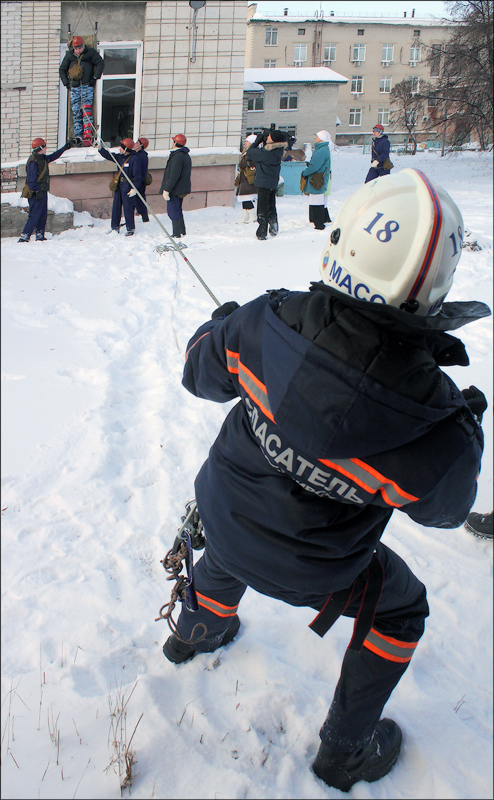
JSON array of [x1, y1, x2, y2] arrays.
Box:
[[246, 4, 456, 146]]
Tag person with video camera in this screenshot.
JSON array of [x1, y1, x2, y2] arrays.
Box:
[[247, 125, 287, 240]]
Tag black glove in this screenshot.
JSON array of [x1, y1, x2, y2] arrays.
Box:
[[211, 301, 240, 320], [36, 190, 44, 201], [252, 133, 264, 148], [462, 385, 488, 423]]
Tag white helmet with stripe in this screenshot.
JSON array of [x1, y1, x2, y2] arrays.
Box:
[[320, 168, 464, 315]]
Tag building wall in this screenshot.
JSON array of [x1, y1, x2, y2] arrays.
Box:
[[246, 8, 455, 143], [245, 82, 340, 145], [1, 2, 23, 174]]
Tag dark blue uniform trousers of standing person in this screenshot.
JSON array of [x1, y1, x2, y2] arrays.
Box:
[[22, 193, 49, 239], [111, 184, 135, 233], [174, 540, 428, 750], [167, 194, 186, 235]]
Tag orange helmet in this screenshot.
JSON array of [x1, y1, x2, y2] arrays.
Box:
[[120, 138, 135, 151], [172, 134, 187, 146], [137, 137, 149, 149], [32, 137, 46, 149], [72, 36, 84, 47]]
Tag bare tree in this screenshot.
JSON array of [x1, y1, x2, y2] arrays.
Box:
[[420, 1, 493, 150], [389, 78, 427, 154]]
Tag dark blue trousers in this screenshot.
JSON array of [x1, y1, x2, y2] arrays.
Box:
[[21, 193, 48, 238], [365, 166, 391, 183], [174, 540, 428, 751], [133, 187, 147, 216], [111, 185, 135, 232]]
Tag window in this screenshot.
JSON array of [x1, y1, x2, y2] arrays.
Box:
[[409, 45, 420, 63], [357, 29, 364, 36], [349, 108, 361, 126], [380, 76, 391, 93], [247, 96, 264, 111], [324, 43, 336, 62], [428, 93, 438, 108], [298, 28, 305, 35], [264, 59, 276, 68], [378, 107, 390, 125], [414, 30, 421, 37], [382, 44, 394, 62], [294, 44, 307, 63], [280, 91, 298, 110], [93, 42, 143, 147], [406, 110, 417, 125], [430, 44, 441, 77], [352, 44, 366, 62], [351, 75, 364, 94], [278, 125, 297, 138], [408, 76, 419, 94], [246, 127, 263, 137], [265, 27, 278, 46]]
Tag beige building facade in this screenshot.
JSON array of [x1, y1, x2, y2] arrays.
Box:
[[246, 4, 456, 146]]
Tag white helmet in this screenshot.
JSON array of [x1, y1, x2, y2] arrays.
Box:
[[320, 168, 464, 315]]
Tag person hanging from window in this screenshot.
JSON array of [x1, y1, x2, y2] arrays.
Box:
[[18, 136, 77, 243], [129, 137, 150, 223], [98, 138, 138, 236], [301, 130, 332, 231], [365, 123, 392, 183], [160, 134, 192, 239], [59, 35, 104, 147]]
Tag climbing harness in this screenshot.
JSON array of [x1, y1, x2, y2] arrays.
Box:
[[155, 500, 208, 645]]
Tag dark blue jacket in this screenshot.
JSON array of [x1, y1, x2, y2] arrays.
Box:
[[182, 285, 487, 605], [159, 146, 192, 196], [247, 141, 285, 190], [98, 147, 138, 192], [133, 148, 149, 192], [371, 134, 390, 166], [26, 146, 68, 193]]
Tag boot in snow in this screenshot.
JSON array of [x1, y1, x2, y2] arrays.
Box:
[[141, 210, 149, 222], [464, 511, 493, 539], [18, 233, 30, 242], [163, 615, 241, 664], [313, 718, 402, 792], [171, 219, 181, 238]]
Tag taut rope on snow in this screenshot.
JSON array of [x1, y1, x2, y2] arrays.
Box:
[[84, 116, 222, 307]]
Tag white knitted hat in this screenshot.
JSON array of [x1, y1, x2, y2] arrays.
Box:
[[316, 130, 331, 142]]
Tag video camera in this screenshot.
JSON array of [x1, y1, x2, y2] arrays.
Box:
[[261, 122, 276, 144]]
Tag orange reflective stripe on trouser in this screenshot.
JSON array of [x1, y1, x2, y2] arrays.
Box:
[[363, 627, 418, 663], [196, 591, 239, 618]]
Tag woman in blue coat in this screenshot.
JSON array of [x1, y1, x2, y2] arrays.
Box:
[[301, 131, 332, 230]]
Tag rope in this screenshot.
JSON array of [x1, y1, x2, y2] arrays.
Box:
[[82, 115, 222, 308]]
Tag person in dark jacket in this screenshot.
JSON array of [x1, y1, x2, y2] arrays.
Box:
[[162, 168, 490, 792], [98, 138, 138, 236], [59, 35, 104, 146], [129, 137, 150, 223], [159, 134, 192, 238], [365, 123, 391, 183], [247, 129, 286, 240], [18, 136, 76, 242], [235, 134, 258, 223]]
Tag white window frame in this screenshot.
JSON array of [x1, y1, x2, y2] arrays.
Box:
[[409, 44, 421, 64], [352, 44, 366, 62], [351, 75, 364, 94], [265, 27, 278, 46], [324, 43, 336, 62], [280, 91, 298, 111], [380, 76, 392, 93], [382, 44, 394, 62], [247, 96, 264, 112], [95, 41, 143, 145], [408, 75, 420, 94], [378, 107, 390, 125], [264, 59, 276, 68], [349, 108, 362, 126], [294, 44, 307, 63]]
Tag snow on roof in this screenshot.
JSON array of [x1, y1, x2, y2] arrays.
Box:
[[244, 80, 265, 92], [249, 12, 452, 27], [244, 67, 348, 84]]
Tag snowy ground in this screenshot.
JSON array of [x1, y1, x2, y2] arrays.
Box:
[[1, 148, 492, 800]]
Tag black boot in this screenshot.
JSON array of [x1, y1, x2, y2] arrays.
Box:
[[180, 216, 186, 236], [141, 210, 149, 223], [35, 232, 47, 241], [171, 219, 181, 238], [163, 615, 241, 664], [256, 213, 268, 240], [313, 719, 402, 792], [268, 217, 279, 236]]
